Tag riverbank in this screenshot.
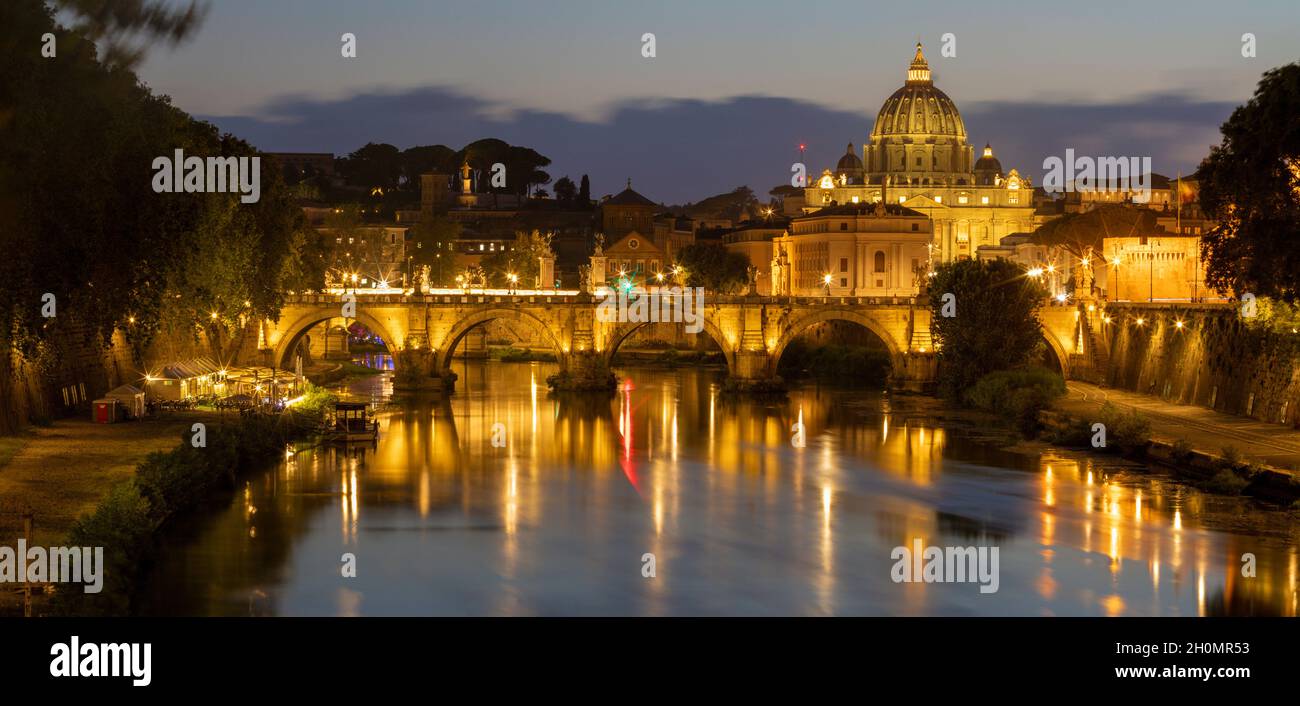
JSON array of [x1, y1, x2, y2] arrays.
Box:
[[885, 382, 1300, 506], [1046, 381, 1300, 505], [0, 412, 219, 547], [1060, 381, 1300, 471], [0, 411, 218, 615]]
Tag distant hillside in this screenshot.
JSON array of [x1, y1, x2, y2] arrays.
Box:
[[667, 186, 759, 221]]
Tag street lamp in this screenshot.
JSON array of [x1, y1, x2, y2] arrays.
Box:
[[1111, 257, 1121, 301], [507, 272, 518, 294], [823, 273, 833, 297]]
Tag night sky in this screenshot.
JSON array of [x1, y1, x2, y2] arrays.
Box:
[[133, 0, 1299, 203]]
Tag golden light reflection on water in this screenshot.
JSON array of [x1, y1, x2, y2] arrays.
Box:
[[139, 362, 1300, 617]]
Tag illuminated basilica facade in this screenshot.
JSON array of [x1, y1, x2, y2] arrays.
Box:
[[797, 43, 1037, 262]]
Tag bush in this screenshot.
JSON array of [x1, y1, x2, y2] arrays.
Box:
[[964, 368, 1066, 436], [1044, 417, 1093, 446], [1203, 469, 1249, 495], [1171, 438, 1195, 463], [53, 481, 155, 616], [1095, 402, 1151, 455], [1219, 445, 1242, 467], [53, 412, 314, 616], [495, 347, 557, 363], [286, 382, 337, 427]]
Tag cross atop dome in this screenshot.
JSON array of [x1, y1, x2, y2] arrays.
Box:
[[906, 42, 931, 85]]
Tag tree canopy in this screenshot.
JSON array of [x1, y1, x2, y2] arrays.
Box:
[[929, 258, 1048, 399], [1198, 62, 1300, 302], [676, 242, 751, 294], [335, 139, 553, 199], [1, 0, 317, 364], [1029, 204, 1157, 259]]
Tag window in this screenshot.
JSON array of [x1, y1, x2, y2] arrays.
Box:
[[874, 251, 886, 273], [981, 196, 990, 204], [916, 157, 922, 167], [840, 222, 848, 231], [839, 257, 848, 272], [840, 278, 847, 287], [911, 223, 919, 231]]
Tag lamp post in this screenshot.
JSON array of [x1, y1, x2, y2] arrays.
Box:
[[1111, 256, 1121, 302], [507, 272, 518, 295], [823, 273, 833, 297]]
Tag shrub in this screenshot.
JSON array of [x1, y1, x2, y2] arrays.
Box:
[[53, 481, 155, 616], [1171, 438, 1195, 463], [1220, 445, 1242, 467], [52, 411, 319, 616], [1044, 417, 1092, 446], [964, 368, 1066, 436], [1095, 402, 1151, 455], [1203, 469, 1249, 495]]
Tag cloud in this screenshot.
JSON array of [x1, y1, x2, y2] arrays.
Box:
[[203, 86, 1238, 204]]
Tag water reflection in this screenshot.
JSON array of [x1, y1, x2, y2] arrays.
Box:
[[137, 362, 1299, 616]]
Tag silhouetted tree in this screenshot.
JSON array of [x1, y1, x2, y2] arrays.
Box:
[[1199, 62, 1300, 302], [553, 176, 577, 203]]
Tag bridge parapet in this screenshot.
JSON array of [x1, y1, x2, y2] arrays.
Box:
[[269, 292, 942, 394]]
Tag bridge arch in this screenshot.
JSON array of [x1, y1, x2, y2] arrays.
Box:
[[602, 318, 735, 373], [435, 308, 567, 373], [768, 307, 905, 376], [1038, 326, 1071, 377], [273, 307, 402, 371]]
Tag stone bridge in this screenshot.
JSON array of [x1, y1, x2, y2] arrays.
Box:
[[255, 291, 1094, 393]]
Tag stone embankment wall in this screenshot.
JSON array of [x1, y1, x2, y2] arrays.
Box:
[[1104, 303, 1300, 429]]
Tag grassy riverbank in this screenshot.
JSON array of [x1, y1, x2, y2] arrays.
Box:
[[0, 385, 336, 616]]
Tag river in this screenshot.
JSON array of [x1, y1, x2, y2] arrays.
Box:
[[136, 360, 1299, 616]]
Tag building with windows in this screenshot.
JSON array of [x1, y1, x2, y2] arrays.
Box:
[[601, 180, 659, 244], [769, 203, 931, 297], [603, 231, 666, 283]]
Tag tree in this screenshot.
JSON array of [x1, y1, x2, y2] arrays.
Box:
[[399, 144, 457, 189], [337, 143, 403, 191], [1199, 62, 1300, 302], [671, 186, 758, 221], [676, 242, 750, 294], [408, 215, 462, 287], [929, 258, 1048, 399], [480, 230, 553, 288], [1030, 204, 1155, 261], [52, 0, 208, 67], [553, 176, 577, 203], [579, 174, 591, 204]]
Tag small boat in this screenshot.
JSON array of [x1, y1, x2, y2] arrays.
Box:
[[321, 401, 379, 443]]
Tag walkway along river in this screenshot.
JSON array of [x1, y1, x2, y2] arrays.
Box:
[[135, 361, 1300, 616]]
